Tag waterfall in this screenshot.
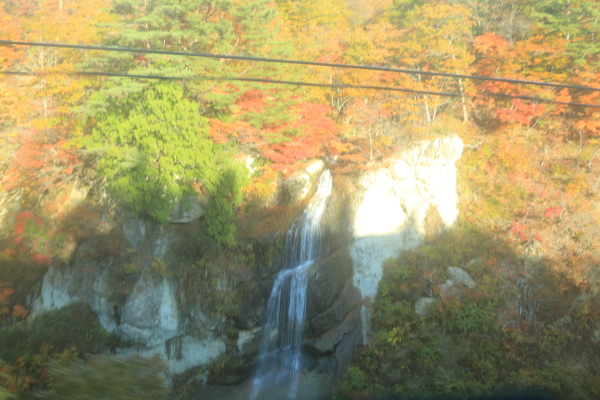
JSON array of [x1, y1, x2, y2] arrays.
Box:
[[249, 170, 333, 400]]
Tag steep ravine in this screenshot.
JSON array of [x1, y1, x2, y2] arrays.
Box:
[[29, 136, 463, 399]]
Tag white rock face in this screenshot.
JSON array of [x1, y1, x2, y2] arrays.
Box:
[[39, 263, 119, 332], [168, 336, 226, 374], [349, 136, 463, 341], [121, 217, 186, 259], [122, 218, 147, 250], [305, 159, 325, 176], [39, 265, 228, 376], [116, 301, 229, 377], [118, 277, 182, 347]]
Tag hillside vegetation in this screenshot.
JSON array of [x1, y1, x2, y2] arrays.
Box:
[[0, 0, 599, 398]]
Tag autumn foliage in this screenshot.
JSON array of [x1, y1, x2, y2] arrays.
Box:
[[1, 0, 600, 397]]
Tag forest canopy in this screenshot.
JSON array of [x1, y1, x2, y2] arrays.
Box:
[[0, 0, 599, 398]]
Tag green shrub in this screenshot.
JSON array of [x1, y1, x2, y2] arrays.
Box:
[[150, 257, 171, 278], [123, 263, 139, 275], [0, 302, 121, 396], [204, 162, 250, 247], [336, 223, 600, 400], [26, 302, 120, 358], [0, 302, 122, 395], [84, 83, 219, 223], [0, 360, 14, 399], [36, 355, 167, 400]]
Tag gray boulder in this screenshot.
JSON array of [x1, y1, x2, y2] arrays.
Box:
[[448, 267, 476, 288], [118, 277, 182, 347], [439, 267, 476, 301], [415, 297, 437, 316], [168, 192, 210, 223], [285, 171, 312, 204]]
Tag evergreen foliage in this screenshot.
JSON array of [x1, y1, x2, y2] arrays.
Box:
[[84, 82, 218, 222], [2, 0, 600, 398], [530, 0, 600, 66], [82, 0, 236, 79], [204, 160, 250, 247]]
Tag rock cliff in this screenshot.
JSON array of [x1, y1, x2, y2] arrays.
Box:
[[349, 136, 463, 341], [29, 135, 463, 397]]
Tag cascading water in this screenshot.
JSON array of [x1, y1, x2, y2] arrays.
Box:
[[249, 170, 333, 400]]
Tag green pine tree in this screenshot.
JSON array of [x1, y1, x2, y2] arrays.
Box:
[[80, 0, 305, 242], [204, 161, 249, 247], [530, 0, 600, 66], [84, 82, 217, 222]]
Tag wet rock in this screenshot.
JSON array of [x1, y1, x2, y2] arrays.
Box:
[[305, 307, 361, 355], [285, 170, 312, 204], [233, 279, 271, 330], [309, 280, 362, 336], [306, 248, 354, 320]]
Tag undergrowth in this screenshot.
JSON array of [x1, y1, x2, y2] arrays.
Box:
[[335, 222, 600, 400], [0, 302, 120, 397]]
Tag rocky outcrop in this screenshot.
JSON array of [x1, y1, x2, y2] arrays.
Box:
[[438, 267, 476, 301], [32, 235, 230, 377], [285, 171, 312, 204], [33, 239, 123, 331], [121, 217, 191, 260], [31, 136, 463, 397], [118, 277, 181, 347], [415, 267, 476, 315], [168, 192, 210, 223], [349, 136, 463, 340], [305, 248, 363, 380], [285, 160, 325, 204]]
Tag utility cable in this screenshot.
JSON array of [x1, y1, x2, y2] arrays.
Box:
[[2, 40, 600, 93], [2, 70, 599, 108]]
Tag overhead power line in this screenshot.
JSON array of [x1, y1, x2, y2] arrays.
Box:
[[1, 40, 600, 93], [3, 70, 599, 109]]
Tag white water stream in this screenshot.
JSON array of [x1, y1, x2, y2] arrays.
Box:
[[249, 170, 333, 400]]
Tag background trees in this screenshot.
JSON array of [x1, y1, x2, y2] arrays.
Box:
[[1, 0, 600, 397]]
